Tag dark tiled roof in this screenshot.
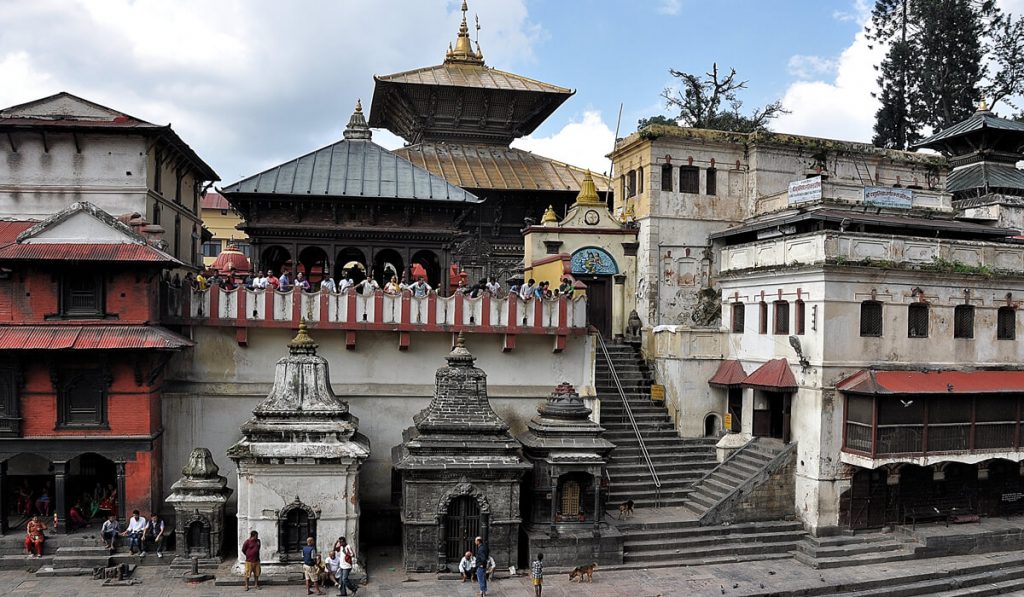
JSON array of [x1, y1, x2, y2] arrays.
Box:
[[914, 110, 1024, 149], [374, 63, 572, 94], [948, 163, 1024, 194]]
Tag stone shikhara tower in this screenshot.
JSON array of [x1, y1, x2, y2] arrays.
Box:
[[393, 333, 529, 572], [228, 322, 370, 573]]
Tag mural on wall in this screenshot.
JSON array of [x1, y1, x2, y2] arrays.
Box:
[[571, 247, 618, 275]]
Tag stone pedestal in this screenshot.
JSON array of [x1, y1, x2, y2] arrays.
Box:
[[716, 432, 750, 463], [227, 322, 370, 575], [165, 448, 232, 559]]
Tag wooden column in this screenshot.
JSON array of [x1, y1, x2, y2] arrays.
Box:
[[53, 461, 68, 534]]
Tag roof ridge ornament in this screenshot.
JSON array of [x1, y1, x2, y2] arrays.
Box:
[[573, 170, 603, 205], [444, 0, 485, 65], [978, 97, 990, 112], [343, 98, 372, 140], [288, 319, 319, 355]]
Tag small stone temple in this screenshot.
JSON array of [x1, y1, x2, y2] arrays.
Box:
[[518, 382, 622, 565], [393, 334, 530, 572], [165, 447, 232, 560], [227, 322, 370, 573]]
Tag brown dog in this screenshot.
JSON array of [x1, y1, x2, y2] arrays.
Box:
[[617, 499, 634, 519], [569, 562, 597, 583]]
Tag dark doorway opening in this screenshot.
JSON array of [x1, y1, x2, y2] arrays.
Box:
[[753, 391, 790, 441], [444, 496, 480, 564], [580, 276, 612, 337], [727, 387, 743, 432]]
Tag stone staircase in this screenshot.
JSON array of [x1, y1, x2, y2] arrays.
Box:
[[610, 518, 806, 569], [597, 341, 718, 509], [680, 436, 794, 523], [794, 531, 923, 569]]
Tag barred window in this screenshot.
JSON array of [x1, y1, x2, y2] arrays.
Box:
[[795, 299, 806, 335], [661, 164, 673, 192], [773, 300, 790, 335], [998, 306, 1016, 340], [953, 304, 974, 339], [706, 167, 717, 195], [908, 303, 929, 338], [860, 301, 882, 337], [626, 170, 637, 198], [680, 166, 699, 194], [731, 302, 745, 333], [758, 301, 768, 334]]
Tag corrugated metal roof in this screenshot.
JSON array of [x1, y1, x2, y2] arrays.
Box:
[[374, 63, 572, 94], [0, 242, 178, 263], [221, 138, 479, 203], [201, 192, 230, 210], [837, 369, 1024, 394], [394, 143, 609, 192], [709, 359, 748, 387], [742, 358, 797, 390], [948, 163, 1024, 193], [914, 110, 1024, 149], [0, 325, 193, 350], [0, 221, 35, 243]]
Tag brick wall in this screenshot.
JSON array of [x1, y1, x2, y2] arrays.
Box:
[[0, 268, 158, 323], [124, 449, 156, 515]]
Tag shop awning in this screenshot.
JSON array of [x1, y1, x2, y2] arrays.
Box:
[[742, 358, 797, 391], [837, 369, 1024, 395], [709, 359, 748, 387], [0, 325, 193, 350]]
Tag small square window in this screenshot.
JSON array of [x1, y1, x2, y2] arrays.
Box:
[[56, 368, 107, 429], [679, 166, 699, 194], [860, 301, 883, 337], [61, 272, 103, 317], [908, 303, 929, 338]]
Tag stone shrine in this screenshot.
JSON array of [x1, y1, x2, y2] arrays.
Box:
[[518, 382, 622, 565], [227, 322, 370, 573], [165, 447, 232, 560], [393, 333, 530, 572]]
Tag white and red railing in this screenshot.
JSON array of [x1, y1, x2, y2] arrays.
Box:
[[161, 285, 588, 351]]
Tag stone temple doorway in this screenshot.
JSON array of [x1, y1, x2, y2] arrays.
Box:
[[444, 495, 480, 563]]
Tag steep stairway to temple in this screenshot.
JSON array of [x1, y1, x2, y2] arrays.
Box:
[[680, 437, 793, 522], [597, 341, 718, 509]]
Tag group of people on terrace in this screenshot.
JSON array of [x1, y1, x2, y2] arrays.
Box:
[[15, 479, 118, 532], [22, 509, 165, 559]]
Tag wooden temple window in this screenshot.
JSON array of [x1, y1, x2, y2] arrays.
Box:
[[953, 304, 975, 339], [773, 300, 790, 335], [998, 307, 1016, 340], [794, 299, 806, 335], [706, 167, 717, 195], [679, 166, 699, 194], [860, 301, 882, 337], [731, 302, 745, 333], [661, 164, 673, 192], [560, 479, 581, 517], [56, 368, 108, 429], [0, 363, 20, 437], [60, 272, 104, 318], [908, 303, 929, 338], [758, 301, 768, 334]]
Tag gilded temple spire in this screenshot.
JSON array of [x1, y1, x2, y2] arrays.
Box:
[[445, 0, 485, 65]]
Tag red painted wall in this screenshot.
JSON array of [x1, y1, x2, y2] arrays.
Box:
[[0, 268, 159, 324]]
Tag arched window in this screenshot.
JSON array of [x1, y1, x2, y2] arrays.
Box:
[[626, 170, 637, 198], [661, 163, 673, 192], [998, 306, 1017, 340], [908, 303, 929, 338], [953, 304, 974, 339], [860, 301, 882, 337]]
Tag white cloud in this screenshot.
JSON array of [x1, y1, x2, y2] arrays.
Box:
[[787, 55, 838, 80], [773, 15, 883, 142], [512, 111, 616, 176], [0, 52, 55, 108], [832, 0, 870, 22], [658, 0, 682, 16]]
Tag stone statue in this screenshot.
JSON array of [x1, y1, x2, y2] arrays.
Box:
[[624, 310, 643, 344]]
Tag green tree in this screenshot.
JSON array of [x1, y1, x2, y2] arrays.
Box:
[[659, 63, 787, 133], [637, 115, 677, 130]]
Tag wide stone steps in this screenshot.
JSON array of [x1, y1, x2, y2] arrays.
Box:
[[681, 440, 788, 518], [619, 520, 806, 565], [838, 563, 1024, 596]]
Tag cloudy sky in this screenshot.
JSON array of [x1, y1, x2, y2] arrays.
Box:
[[1, 0, 1020, 184]]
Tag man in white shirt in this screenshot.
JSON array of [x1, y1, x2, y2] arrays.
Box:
[[458, 551, 476, 582], [324, 549, 342, 589], [337, 536, 358, 596], [120, 510, 148, 555], [486, 278, 501, 296], [357, 278, 380, 296], [321, 277, 336, 293], [338, 277, 355, 294], [252, 271, 268, 290], [520, 279, 537, 300], [100, 514, 120, 552], [410, 276, 432, 298]]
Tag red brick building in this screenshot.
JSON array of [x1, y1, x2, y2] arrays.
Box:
[[0, 202, 193, 532]]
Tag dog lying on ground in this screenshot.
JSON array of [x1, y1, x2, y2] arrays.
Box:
[[617, 499, 634, 519], [569, 562, 597, 583]]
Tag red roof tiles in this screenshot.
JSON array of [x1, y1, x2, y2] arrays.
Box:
[[0, 221, 35, 243], [709, 359, 748, 387], [837, 369, 1024, 395], [0, 325, 192, 350], [0, 242, 178, 263], [742, 359, 797, 391], [201, 192, 230, 210]]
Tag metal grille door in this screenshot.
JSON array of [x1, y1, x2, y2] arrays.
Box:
[[444, 496, 480, 562]]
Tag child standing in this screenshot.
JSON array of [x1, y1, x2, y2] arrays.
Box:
[[530, 552, 544, 597]]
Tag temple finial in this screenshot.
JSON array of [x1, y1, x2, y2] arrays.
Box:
[[573, 170, 602, 205], [456, 331, 466, 348], [444, 0, 484, 64], [541, 204, 558, 224], [978, 97, 989, 112], [344, 99, 372, 140], [288, 319, 319, 354], [355, 99, 362, 114]]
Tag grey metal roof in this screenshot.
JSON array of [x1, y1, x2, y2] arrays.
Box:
[[948, 162, 1024, 194], [221, 106, 479, 203], [914, 110, 1024, 149]]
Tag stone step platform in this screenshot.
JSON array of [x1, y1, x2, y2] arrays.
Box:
[[838, 563, 1024, 596], [52, 544, 112, 570], [0, 554, 53, 571], [168, 555, 220, 572]]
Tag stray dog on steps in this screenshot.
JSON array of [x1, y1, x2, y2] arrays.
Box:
[[617, 499, 634, 519]]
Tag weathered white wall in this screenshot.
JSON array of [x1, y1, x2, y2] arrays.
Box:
[[650, 328, 727, 437], [162, 327, 594, 512]]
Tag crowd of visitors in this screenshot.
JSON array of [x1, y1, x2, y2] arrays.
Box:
[[21, 507, 164, 559]]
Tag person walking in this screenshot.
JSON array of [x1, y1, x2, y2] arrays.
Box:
[[530, 552, 544, 597], [336, 536, 358, 595], [302, 537, 324, 595], [474, 536, 490, 597], [241, 530, 261, 591]]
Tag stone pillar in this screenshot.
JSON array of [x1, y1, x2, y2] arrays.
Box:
[[613, 274, 626, 340], [436, 519, 447, 569], [549, 483, 558, 538], [592, 475, 601, 537], [741, 388, 755, 437], [480, 512, 490, 544], [53, 461, 68, 534], [115, 462, 127, 522]]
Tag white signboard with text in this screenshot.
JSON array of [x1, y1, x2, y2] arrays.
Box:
[[863, 186, 913, 209], [788, 176, 822, 205]]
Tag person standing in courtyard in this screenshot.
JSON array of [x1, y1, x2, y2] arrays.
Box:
[[474, 536, 489, 597], [302, 536, 324, 595], [337, 536, 358, 595], [530, 552, 544, 597], [241, 530, 261, 591]]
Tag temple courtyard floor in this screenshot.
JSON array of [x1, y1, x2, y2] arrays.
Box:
[[4, 545, 1024, 596]]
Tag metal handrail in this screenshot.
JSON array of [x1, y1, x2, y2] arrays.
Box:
[[595, 333, 661, 508]]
